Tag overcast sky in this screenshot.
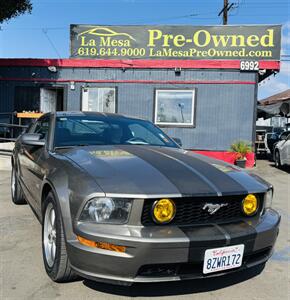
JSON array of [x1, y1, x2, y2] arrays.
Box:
[[0, 0, 289, 99]]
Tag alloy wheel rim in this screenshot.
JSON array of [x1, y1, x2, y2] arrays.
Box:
[[43, 203, 56, 268]]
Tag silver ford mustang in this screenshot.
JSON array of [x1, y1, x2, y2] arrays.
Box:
[[11, 112, 280, 285]]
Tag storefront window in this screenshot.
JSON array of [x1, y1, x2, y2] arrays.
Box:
[[154, 89, 195, 126], [82, 87, 116, 113]]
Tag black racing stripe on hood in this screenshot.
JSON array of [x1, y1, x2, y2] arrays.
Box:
[[120, 146, 221, 196], [60, 146, 182, 196], [153, 148, 249, 196]]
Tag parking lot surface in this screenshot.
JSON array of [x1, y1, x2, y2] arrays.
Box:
[[0, 159, 289, 300]]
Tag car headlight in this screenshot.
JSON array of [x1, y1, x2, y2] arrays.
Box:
[[79, 197, 132, 224], [242, 194, 258, 216], [264, 189, 273, 209]]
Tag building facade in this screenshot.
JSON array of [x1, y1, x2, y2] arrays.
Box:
[[0, 58, 274, 151]]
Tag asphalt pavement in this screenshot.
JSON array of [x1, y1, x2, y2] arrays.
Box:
[[0, 159, 289, 300]]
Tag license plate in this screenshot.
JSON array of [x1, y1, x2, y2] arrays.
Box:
[[203, 244, 244, 274]]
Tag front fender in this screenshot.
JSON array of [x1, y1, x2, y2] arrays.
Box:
[[42, 154, 105, 241]]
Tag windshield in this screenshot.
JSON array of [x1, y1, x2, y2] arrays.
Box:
[[54, 115, 178, 148]]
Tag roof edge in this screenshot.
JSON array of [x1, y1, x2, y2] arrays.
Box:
[[0, 58, 280, 71]]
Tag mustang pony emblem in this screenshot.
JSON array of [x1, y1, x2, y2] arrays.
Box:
[[202, 203, 228, 215]]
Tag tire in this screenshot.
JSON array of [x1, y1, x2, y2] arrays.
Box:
[[274, 151, 281, 168], [42, 191, 78, 282], [11, 165, 26, 205]]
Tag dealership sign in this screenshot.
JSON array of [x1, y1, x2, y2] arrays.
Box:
[[70, 25, 281, 60]]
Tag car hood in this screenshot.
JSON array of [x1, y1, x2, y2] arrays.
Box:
[[58, 145, 269, 197]]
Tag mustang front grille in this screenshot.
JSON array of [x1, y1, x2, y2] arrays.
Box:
[[141, 195, 263, 226]]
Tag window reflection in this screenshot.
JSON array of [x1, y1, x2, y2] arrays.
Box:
[[155, 90, 195, 126]]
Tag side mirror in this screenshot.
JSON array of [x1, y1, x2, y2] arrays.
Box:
[[21, 133, 45, 146], [172, 137, 182, 147]]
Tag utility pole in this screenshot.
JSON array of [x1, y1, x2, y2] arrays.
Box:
[[218, 0, 234, 25], [223, 0, 228, 25]]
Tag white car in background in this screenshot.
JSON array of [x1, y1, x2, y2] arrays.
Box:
[[274, 133, 290, 168]]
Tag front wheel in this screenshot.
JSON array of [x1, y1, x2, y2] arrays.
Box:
[[42, 192, 77, 282]]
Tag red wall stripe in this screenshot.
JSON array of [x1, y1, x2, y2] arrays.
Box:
[[193, 151, 255, 168], [0, 77, 256, 85], [0, 58, 280, 70]]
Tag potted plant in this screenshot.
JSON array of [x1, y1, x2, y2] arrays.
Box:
[[230, 141, 253, 168]]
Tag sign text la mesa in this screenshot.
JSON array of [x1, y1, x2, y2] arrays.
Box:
[[80, 36, 132, 47]]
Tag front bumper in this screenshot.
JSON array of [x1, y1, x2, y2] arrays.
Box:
[[67, 208, 280, 285]]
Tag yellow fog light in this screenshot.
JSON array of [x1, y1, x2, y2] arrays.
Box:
[[242, 194, 258, 216], [152, 199, 176, 224]]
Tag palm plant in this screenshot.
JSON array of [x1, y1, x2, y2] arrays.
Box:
[[230, 140, 253, 160]]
